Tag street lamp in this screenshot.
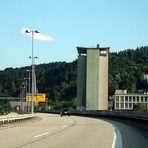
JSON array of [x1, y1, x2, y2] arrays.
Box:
[[29, 56, 38, 96], [25, 30, 40, 114], [27, 70, 31, 97], [26, 69, 31, 112], [20, 82, 26, 113], [24, 78, 27, 96]]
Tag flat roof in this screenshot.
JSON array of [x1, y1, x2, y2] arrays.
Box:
[[115, 93, 148, 96], [77, 46, 110, 54]]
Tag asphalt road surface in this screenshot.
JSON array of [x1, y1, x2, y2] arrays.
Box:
[[103, 118, 148, 148], [0, 113, 148, 148], [0, 113, 115, 148]]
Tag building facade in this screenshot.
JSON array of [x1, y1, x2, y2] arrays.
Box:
[[114, 90, 148, 110], [77, 44, 109, 110]]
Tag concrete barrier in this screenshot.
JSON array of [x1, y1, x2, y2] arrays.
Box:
[[70, 110, 148, 122], [0, 113, 35, 125], [44, 110, 148, 122]]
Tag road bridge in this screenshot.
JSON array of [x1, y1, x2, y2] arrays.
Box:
[[0, 113, 148, 148], [0, 113, 115, 148]]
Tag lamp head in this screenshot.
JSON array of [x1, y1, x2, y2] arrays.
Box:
[[35, 30, 40, 33], [25, 30, 30, 33]]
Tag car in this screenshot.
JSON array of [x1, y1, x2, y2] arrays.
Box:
[[60, 108, 70, 117]]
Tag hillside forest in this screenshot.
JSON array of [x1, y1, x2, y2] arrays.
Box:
[[0, 46, 148, 110]]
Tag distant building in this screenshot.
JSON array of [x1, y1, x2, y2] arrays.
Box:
[[114, 90, 148, 110], [77, 44, 109, 110]]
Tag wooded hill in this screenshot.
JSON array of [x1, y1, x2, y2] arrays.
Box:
[[0, 46, 148, 108], [109, 46, 148, 95]]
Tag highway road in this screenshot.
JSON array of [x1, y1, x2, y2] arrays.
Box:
[[0, 113, 115, 148], [0, 113, 148, 148]]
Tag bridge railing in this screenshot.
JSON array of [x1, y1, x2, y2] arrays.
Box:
[[44, 109, 148, 122], [0, 113, 35, 125], [70, 110, 148, 122]]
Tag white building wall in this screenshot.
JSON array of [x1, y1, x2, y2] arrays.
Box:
[[98, 51, 108, 110], [115, 93, 148, 110]]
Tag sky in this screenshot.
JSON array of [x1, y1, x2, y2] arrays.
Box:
[[0, 0, 148, 70]]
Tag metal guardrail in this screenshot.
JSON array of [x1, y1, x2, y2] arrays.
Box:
[[0, 113, 35, 125]]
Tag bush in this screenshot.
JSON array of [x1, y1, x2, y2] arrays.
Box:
[[133, 103, 148, 110], [0, 105, 5, 114]]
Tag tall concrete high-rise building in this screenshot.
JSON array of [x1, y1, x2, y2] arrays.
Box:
[[77, 44, 109, 110]]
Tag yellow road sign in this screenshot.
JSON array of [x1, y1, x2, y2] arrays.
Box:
[[26, 93, 46, 102]]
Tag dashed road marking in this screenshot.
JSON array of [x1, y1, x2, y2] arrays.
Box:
[[62, 125, 67, 128], [34, 132, 48, 138]]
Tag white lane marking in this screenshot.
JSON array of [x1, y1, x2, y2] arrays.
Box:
[[62, 125, 67, 128], [112, 127, 117, 148], [34, 132, 48, 138], [103, 121, 122, 148], [112, 125, 122, 148]]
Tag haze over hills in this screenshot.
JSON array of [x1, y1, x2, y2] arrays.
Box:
[[0, 46, 148, 105]]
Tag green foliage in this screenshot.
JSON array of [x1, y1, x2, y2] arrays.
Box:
[[109, 46, 148, 95], [52, 99, 77, 110], [34, 103, 47, 112], [0, 60, 77, 110], [0, 100, 11, 114], [133, 103, 148, 110], [0, 104, 5, 114]]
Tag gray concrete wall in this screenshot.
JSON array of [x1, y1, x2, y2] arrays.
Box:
[[77, 55, 86, 110], [86, 49, 100, 110]]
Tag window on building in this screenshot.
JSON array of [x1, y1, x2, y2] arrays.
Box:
[[121, 96, 124, 102], [116, 96, 119, 102], [143, 97, 146, 102], [133, 96, 136, 102], [120, 103, 124, 109], [145, 97, 148, 102], [125, 103, 128, 109], [137, 96, 139, 102], [125, 96, 128, 102], [141, 96, 143, 102], [129, 96, 132, 102], [116, 103, 119, 109], [129, 103, 132, 109]]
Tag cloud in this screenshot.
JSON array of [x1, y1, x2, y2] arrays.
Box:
[[20, 27, 54, 43]]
